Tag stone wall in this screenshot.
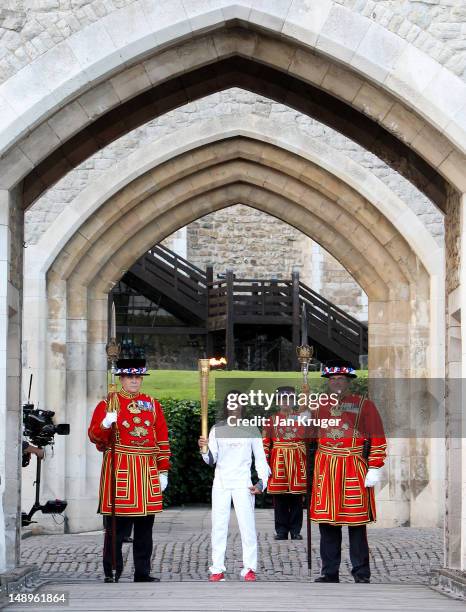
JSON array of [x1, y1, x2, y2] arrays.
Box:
[[166, 204, 369, 320], [337, 0, 466, 79], [1, 0, 466, 85], [185, 204, 311, 280], [1, 187, 23, 570]]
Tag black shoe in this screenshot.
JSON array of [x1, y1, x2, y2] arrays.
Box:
[[274, 534, 288, 540], [122, 536, 133, 543], [314, 575, 339, 583], [290, 533, 303, 540], [134, 575, 160, 582], [114, 573, 121, 583], [354, 576, 370, 583], [104, 576, 114, 583]]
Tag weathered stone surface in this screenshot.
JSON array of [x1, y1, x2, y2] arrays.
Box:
[[24, 89, 443, 321], [0, 0, 465, 88], [176, 204, 368, 319]]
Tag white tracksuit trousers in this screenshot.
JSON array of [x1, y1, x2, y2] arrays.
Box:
[[209, 487, 257, 576]]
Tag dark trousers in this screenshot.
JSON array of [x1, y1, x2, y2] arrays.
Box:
[[103, 515, 132, 538], [274, 494, 303, 537], [319, 523, 370, 579], [103, 515, 155, 578]]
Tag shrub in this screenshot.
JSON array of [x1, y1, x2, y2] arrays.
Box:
[[161, 399, 216, 507]]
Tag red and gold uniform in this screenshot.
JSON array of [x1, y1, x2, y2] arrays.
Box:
[[262, 413, 307, 494], [311, 394, 387, 526], [263, 395, 308, 540], [88, 390, 170, 516]]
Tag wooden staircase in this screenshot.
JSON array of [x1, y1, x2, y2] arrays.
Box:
[[122, 244, 208, 324], [117, 245, 368, 368], [207, 270, 367, 367]]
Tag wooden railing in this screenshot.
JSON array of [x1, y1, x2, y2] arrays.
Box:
[[208, 278, 294, 323], [124, 244, 209, 321], [123, 246, 367, 364], [299, 281, 368, 360], [207, 270, 367, 363]]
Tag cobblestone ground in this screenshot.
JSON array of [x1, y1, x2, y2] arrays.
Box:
[[21, 509, 442, 585]]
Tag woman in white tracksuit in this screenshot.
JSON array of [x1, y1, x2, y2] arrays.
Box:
[[198, 409, 270, 582]]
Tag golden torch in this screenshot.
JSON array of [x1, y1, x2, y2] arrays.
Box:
[[198, 358, 210, 454], [198, 357, 227, 453]]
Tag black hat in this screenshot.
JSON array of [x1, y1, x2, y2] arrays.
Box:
[[275, 385, 296, 396], [115, 358, 149, 376], [321, 359, 357, 378]]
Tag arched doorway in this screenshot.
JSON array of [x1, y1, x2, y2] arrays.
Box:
[[0, 1, 463, 582]]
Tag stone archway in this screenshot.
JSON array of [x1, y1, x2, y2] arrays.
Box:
[[0, 6, 464, 203], [24, 116, 445, 387], [20, 123, 442, 534], [1, 0, 464, 575]]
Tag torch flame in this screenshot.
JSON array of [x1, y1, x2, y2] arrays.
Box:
[[209, 357, 227, 368]]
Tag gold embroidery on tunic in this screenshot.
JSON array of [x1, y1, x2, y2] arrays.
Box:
[[327, 428, 344, 440], [127, 401, 141, 414], [130, 426, 148, 437]]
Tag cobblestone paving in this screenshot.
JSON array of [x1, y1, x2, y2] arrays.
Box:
[[21, 509, 442, 585]]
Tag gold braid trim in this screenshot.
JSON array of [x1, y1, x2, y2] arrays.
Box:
[[119, 389, 139, 399], [107, 391, 120, 413]]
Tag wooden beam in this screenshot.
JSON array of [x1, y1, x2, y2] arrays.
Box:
[[225, 269, 235, 369], [116, 326, 207, 335]]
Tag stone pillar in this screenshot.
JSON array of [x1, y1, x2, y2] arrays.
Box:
[[22, 245, 49, 414], [459, 191, 466, 570], [368, 298, 411, 527], [65, 281, 90, 532], [21, 245, 49, 514], [444, 187, 463, 570], [0, 188, 23, 572], [84, 289, 107, 533], [170, 226, 187, 259], [31, 268, 68, 535]]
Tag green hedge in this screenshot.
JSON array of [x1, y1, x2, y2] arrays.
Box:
[[161, 399, 217, 507], [161, 376, 369, 507]]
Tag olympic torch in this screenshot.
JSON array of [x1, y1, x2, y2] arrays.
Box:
[[198, 357, 227, 453], [199, 358, 210, 454]]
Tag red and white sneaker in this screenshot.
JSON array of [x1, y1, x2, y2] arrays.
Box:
[[243, 569, 256, 582], [209, 572, 225, 582]]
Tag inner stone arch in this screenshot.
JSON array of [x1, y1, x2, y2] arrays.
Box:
[[24, 90, 443, 251], [22, 132, 441, 534]]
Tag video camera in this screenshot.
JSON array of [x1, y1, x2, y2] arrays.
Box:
[[22, 374, 70, 448], [22, 375, 70, 527], [23, 404, 70, 448]]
